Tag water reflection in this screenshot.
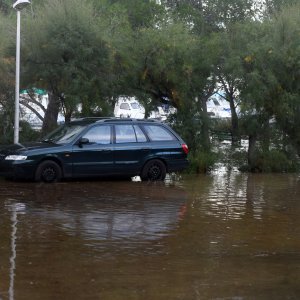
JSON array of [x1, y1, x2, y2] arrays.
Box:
[[1, 174, 300, 300], [2, 181, 187, 252], [0, 180, 187, 299], [187, 170, 268, 220], [4, 201, 26, 300]]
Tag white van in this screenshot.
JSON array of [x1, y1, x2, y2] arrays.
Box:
[[114, 97, 145, 119]]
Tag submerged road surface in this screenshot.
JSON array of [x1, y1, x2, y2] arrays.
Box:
[[0, 172, 300, 299]]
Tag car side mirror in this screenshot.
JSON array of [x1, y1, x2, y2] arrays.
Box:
[[78, 137, 89, 147]]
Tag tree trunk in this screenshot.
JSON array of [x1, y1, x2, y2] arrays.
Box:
[[229, 95, 239, 144], [64, 111, 72, 123], [248, 133, 258, 171], [41, 92, 60, 136], [262, 119, 270, 152], [200, 97, 210, 151]]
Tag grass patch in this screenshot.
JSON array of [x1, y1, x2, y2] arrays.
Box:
[[187, 150, 218, 174]]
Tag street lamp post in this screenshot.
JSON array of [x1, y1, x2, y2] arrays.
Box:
[[13, 0, 31, 144]]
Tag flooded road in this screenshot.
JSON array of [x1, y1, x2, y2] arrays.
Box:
[[0, 172, 300, 299]]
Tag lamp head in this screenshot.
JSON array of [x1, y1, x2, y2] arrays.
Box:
[[13, 0, 31, 11]]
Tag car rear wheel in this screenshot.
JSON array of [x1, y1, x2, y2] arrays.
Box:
[[141, 159, 166, 181], [35, 160, 62, 183]]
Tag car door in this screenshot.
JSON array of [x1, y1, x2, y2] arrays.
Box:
[[113, 124, 150, 175], [71, 125, 114, 177]]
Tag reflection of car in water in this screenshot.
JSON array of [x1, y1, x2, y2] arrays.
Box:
[[1, 181, 187, 300], [28, 182, 187, 245]]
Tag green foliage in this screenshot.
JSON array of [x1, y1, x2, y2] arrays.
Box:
[[0, 12, 15, 137], [133, 22, 198, 107], [162, 0, 256, 32], [168, 106, 202, 152], [0, 0, 12, 15], [108, 0, 162, 29], [241, 3, 300, 156], [187, 150, 218, 174], [264, 0, 299, 16], [0, 119, 40, 144], [241, 149, 300, 173], [19, 121, 40, 142], [23, 0, 114, 119], [210, 118, 232, 138], [0, 111, 13, 144]]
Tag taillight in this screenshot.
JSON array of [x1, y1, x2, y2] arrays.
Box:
[[182, 144, 189, 155]]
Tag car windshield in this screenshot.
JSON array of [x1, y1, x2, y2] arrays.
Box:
[[42, 123, 86, 145]]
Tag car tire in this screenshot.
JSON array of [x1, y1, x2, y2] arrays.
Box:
[[141, 159, 166, 181], [35, 160, 62, 183]]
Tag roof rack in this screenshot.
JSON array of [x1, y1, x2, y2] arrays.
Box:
[[82, 117, 113, 121], [101, 118, 160, 123], [70, 117, 161, 123], [70, 117, 112, 122]]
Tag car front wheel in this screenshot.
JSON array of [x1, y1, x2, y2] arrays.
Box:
[[35, 160, 62, 183], [141, 159, 166, 181]]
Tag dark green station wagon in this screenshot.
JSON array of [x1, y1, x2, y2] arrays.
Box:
[[0, 118, 189, 182]]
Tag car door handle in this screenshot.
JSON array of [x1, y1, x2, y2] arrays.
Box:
[[141, 148, 151, 151], [100, 149, 112, 152]]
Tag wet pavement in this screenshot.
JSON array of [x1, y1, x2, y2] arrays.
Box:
[[0, 172, 300, 299]]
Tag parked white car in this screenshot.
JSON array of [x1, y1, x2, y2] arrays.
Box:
[[114, 97, 145, 119]]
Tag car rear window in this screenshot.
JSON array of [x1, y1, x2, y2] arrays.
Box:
[[115, 125, 136, 143], [115, 124, 148, 143], [143, 125, 176, 141]]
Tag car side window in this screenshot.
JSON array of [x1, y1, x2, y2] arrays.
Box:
[[143, 125, 175, 141], [134, 125, 147, 142], [82, 125, 111, 144], [115, 125, 136, 143]]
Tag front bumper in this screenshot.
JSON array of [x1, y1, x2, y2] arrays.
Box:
[[0, 159, 36, 180]]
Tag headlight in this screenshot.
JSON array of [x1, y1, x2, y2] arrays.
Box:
[[5, 155, 27, 161]]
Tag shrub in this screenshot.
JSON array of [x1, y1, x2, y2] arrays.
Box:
[[0, 119, 41, 145], [259, 150, 299, 172], [240, 149, 300, 173], [187, 150, 218, 174], [19, 121, 41, 142]]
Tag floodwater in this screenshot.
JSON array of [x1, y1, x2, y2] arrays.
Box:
[[0, 172, 300, 300]]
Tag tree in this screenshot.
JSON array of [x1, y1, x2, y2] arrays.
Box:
[[160, 0, 257, 147], [161, 0, 256, 32], [0, 12, 15, 142], [264, 0, 299, 16], [240, 3, 300, 168], [0, 0, 12, 15], [23, 0, 113, 134], [107, 0, 162, 29], [267, 4, 300, 153], [213, 24, 249, 143]]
